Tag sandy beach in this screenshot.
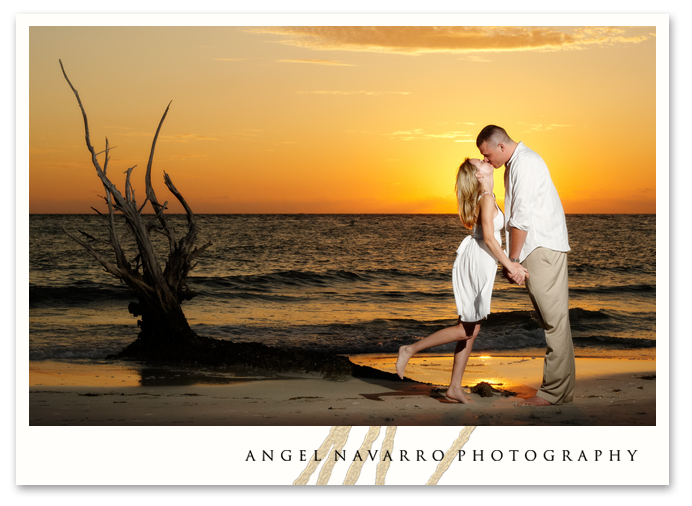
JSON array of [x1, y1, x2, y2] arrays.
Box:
[[29, 354, 656, 426]]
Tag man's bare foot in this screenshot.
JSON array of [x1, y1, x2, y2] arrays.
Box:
[[445, 385, 472, 404], [519, 395, 552, 406], [396, 345, 414, 379]]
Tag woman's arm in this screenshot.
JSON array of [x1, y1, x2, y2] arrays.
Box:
[[478, 195, 528, 279]]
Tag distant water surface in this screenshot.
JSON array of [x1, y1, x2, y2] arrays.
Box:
[[29, 214, 656, 361]]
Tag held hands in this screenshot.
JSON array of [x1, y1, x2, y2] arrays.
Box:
[[503, 263, 530, 286]]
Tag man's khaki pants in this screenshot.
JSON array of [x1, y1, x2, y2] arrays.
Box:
[[522, 247, 575, 404]]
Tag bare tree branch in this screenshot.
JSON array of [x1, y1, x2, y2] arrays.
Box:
[[103, 137, 110, 175], [144, 101, 176, 254], [163, 171, 199, 248], [59, 60, 132, 220], [144, 201, 170, 232], [189, 242, 213, 263], [95, 146, 116, 157], [124, 165, 137, 207], [59, 59, 102, 175], [137, 197, 149, 214], [100, 139, 129, 272], [62, 225, 124, 278], [77, 229, 98, 242]]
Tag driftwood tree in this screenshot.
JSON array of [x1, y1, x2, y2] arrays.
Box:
[[59, 59, 212, 360], [58, 60, 394, 377]]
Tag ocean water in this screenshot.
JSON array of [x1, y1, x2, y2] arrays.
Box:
[[28, 214, 656, 361]]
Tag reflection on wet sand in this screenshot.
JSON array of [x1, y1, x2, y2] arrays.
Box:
[[29, 360, 275, 388], [350, 353, 539, 396]]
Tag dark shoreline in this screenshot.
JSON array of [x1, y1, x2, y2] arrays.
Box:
[[108, 336, 409, 382]]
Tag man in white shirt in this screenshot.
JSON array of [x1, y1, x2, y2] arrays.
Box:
[[476, 125, 575, 406]]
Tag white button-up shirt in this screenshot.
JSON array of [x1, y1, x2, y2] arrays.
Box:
[[504, 142, 570, 261]]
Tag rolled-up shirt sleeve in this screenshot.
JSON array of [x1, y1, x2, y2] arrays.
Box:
[[506, 160, 538, 231]]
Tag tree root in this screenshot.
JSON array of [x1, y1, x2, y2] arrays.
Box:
[[109, 335, 402, 382]]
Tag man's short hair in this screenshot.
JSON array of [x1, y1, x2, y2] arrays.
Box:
[[476, 125, 510, 148]]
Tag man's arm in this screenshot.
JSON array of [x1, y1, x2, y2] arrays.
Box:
[[509, 227, 528, 260], [507, 227, 528, 285]]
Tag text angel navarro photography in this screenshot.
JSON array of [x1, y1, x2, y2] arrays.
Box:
[[245, 448, 639, 463]]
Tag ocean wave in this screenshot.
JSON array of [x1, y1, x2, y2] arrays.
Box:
[[189, 268, 449, 289], [570, 284, 656, 295], [572, 335, 656, 349], [568, 263, 655, 275], [29, 324, 135, 360], [191, 308, 655, 355], [485, 308, 622, 326], [29, 346, 127, 361], [29, 284, 133, 307]]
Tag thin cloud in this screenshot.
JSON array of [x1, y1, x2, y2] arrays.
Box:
[[388, 128, 475, 142], [160, 133, 219, 143], [253, 26, 650, 55], [297, 90, 411, 96], [113, 130, 164, 138], [38, 161, 91, 170], [390, 129, 424, 136], [423, 131, 474, 139], [518, 123, 572, 132], [171, 153, 208, 159], [222, 129, 264, 140], [571, 27, 650, 46], [278, 58, 354, 66], [345, 129, 380, 135]]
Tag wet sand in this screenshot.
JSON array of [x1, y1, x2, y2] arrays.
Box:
[[28, 355, 656, 426]]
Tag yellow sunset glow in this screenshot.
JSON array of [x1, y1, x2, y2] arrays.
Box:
[[29, 26, 656, 214]]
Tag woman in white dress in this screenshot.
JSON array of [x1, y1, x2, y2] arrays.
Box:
[[396, 158, 529, 403]]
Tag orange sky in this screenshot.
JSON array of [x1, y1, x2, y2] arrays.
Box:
[[29, 25, 657, 214]]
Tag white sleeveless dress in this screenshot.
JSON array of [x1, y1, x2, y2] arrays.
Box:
[[452, 195, 504, 322]]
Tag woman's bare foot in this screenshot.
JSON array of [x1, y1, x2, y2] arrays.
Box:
[[445, 385, 472, 404], [396, 345, 414, 379]]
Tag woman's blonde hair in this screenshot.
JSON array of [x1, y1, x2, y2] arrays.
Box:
[[455, 158, 481, 229]]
